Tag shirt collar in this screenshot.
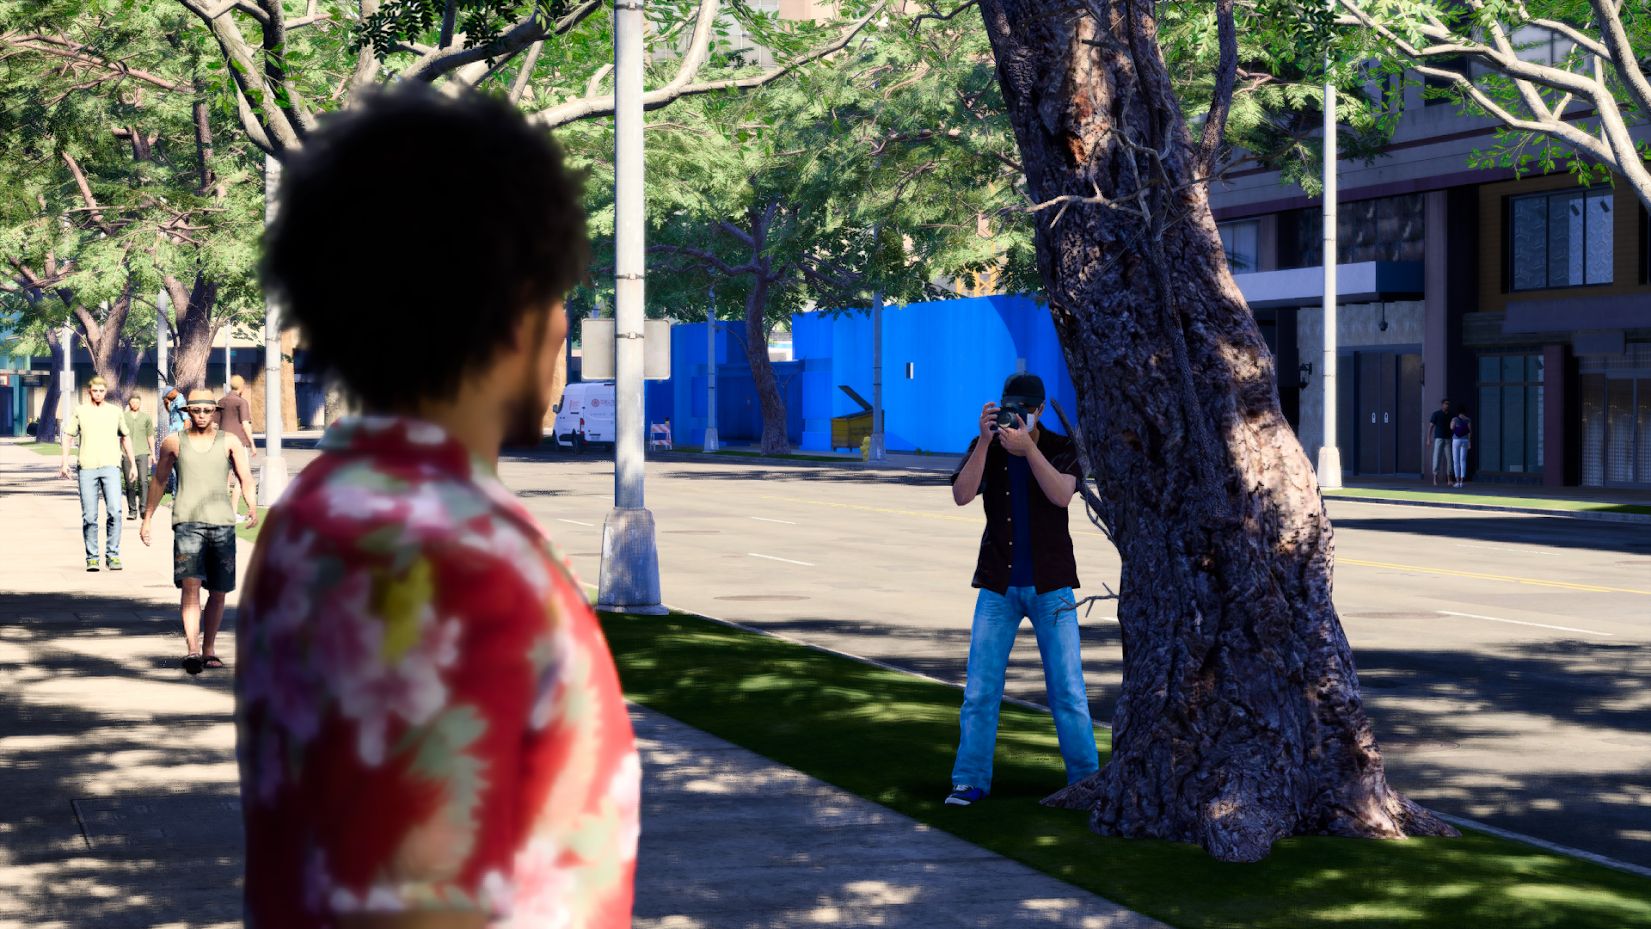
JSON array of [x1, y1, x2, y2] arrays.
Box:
[[319, 415, 480, 481]]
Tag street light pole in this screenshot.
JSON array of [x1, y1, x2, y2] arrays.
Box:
[[704, 284, 719, 452], [1316, 0, 1343, 489], [869, 287, 885, 461], [596, 0, 665, 614], [156, 289, 170, 439], [60, 326, 74, 428], [261, 155, 289, 506]]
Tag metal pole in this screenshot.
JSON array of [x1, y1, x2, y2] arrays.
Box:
[[869, 288, 885, 461], [60, 325, 74, 428], [223, 327, 232, 396], [597, 0, 665, 614], [261, 154, 289, 505], [704, 285, 719, 452], [156, 288, 170, 439], [1316, 9, 1343, 489]]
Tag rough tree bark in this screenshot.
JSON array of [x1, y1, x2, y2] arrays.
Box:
[[742, 272, 789, 456], [64, 275, 139, 402], [653, 200, 792, 455], [35, 336, 66, 444], [977, 0, 1455, 861], [162, 272, 221, 392]]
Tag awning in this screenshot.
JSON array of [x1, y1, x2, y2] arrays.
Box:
[[1231, 261, 1424, 310]]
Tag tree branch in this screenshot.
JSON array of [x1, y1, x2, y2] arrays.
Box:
[[532, 2, 885, 129], [648, 243, 760, 278], [60, 153, 115, 234], [1194, 0, 1237, 176], [439, 0, 459, 49], [176, 0, 304, 153], [1587, 0, 1651, 121], [509, 39, 546, 104], [0, 33, 187, 93], [404, 0, 604, 85]]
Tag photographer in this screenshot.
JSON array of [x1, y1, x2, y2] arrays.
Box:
[[944, 373, 1099, 807]]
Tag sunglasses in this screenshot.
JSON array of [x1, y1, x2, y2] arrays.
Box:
[[186, 405, 217, 414]]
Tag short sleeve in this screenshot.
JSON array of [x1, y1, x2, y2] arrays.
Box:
[[117, 415, 130, 437], [950, 437, 981, 489], [1050, 438, 1084, 480], [65, 409, 80, 438]]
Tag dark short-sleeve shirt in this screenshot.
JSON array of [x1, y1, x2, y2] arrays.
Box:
[[1428, 410, 1450, 441], [950, 429, 1085, 595], [217, 392, 252, 446]]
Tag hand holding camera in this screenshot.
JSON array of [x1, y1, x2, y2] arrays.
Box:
[[978, 402, 1000, 442]]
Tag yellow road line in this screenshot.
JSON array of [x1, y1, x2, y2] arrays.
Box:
[[1341, 558, 1651, 596]]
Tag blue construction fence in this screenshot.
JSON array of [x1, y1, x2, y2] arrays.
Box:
[[649, 294, 1076, 454]]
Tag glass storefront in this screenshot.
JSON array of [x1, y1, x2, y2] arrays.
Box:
[[1580, 343, 1651, 487], [1476, 352, 1544, 475]]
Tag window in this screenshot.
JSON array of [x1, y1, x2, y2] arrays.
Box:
[[1508, 188, 1614, 291], [1476, 353, 1544, 474], [1218, 220, 1260, 273], [1423, 56, 1472, 105], [1281, 194, 1425, 269]]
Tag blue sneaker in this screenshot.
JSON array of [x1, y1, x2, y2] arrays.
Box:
[[945, 785, 986, 807]]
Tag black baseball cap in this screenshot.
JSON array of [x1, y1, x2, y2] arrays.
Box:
[[1001, 372, 1045, 408]]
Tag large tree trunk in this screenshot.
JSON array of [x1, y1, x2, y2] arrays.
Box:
[[164, 272, 220, 392], [978, 0, 1455, 861], [742, 276, 788, 455], [35, 336, 65, 444], [66, 276, 137, 401]]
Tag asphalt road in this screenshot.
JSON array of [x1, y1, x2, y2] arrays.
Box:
[[278, 445, 1651, 869]]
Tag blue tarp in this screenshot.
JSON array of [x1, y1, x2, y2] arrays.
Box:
[[649, 295, 1074, 454]]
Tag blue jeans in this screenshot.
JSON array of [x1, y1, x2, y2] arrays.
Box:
[[952, 586, 1100, 792], [77, 466, 122, 560]]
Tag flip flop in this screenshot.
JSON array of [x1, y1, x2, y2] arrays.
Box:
[[182, 654, 204, 676], [201, 655, 226, 670]]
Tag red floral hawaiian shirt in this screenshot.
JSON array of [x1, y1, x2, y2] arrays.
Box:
[[236, 416, 638, 929]]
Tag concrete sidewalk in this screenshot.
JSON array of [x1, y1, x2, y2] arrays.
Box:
[[0, 438, 1162, 929]]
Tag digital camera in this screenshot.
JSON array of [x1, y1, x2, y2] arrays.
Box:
[[993, 402, 1031, 431]]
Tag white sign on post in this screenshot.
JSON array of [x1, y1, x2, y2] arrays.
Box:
[[581, 318, 671, 381]]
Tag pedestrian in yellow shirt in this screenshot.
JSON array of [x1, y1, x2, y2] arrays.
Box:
[[58, 376, 135, 571]]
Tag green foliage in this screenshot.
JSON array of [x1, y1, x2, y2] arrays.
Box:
[[1160, 0, 1401, 196], [1335, 0, 1650, 193], [0, 0, 265, 350], [357, 0, 573, 61], [593, 9, 1033, 332]]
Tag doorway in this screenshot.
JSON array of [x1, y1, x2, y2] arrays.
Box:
[[1353, 350, 1422, 476]]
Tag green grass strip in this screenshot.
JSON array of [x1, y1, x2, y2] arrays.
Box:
[[24, 441, 62, 456], [598, 608, 1651, 929], [1327, 487, 1651, 516]]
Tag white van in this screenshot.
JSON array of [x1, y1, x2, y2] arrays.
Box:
[[551, 381, 616, 451]]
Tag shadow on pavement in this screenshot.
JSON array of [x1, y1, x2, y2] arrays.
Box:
[[0, 591, 241, 929], [1332, 513, 1651, 556]]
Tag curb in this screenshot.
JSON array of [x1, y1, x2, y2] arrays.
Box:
[[1325, 493, 1651, 524]]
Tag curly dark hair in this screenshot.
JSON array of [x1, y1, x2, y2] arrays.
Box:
[[263, 86, 588, 412]]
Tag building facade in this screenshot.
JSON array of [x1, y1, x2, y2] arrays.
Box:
[[1210, 78, 1651, 488]]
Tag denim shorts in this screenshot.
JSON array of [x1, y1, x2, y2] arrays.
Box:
[[174, 523, 237, 593]]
